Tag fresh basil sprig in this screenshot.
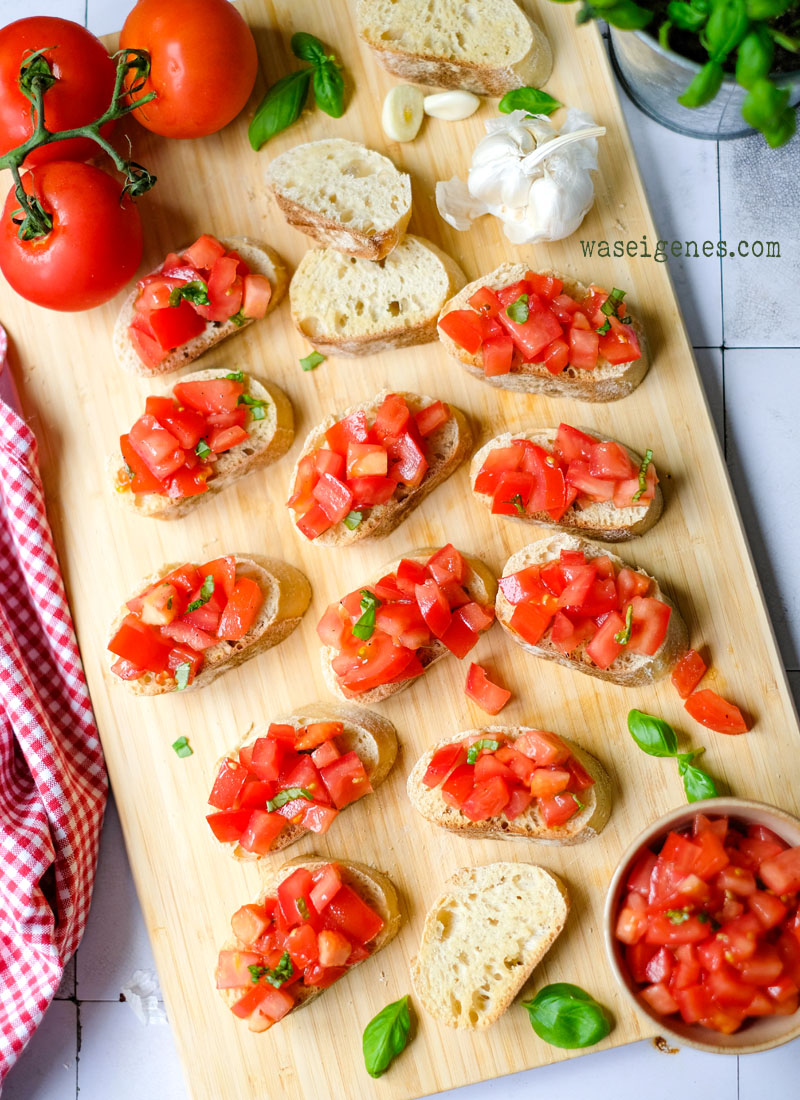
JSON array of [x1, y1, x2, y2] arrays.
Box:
[[249, 33, 345, 150], [362, 995, 412, 1078], [627, 709, 720, 802], [506, 293, 530, 324], [467, 738, 500, 765], [353, 590, 381, 641], [522, 983, 611, 1049], [498, 87, 563, 116], [266, 787, 312, 812], [169, 280, 209, 308]]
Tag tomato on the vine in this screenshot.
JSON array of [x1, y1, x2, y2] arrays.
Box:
[[120, 0, 258, 139], [0, 17, 116, 166], [0, 162, 143, 312]]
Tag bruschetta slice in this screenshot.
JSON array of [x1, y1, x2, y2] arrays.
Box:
[[411, 862, 568, 1029], [497, 534, 688, 686], [407, 725, 611, 844], [216, 856, 402, 1032], [317, 544, 497, 705], [207, 703, 398, 860], [288, 390, 472, 544], [438, 264, 648, 402], [111, 368, 294, 520], [107, 554, 311, 695], [471, 423, 662, 541], [114, 233, 288, 377]]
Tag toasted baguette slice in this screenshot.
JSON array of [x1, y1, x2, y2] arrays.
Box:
[[218, 704, 398, 861], [356, 0, 553, 96], [109, 368, 294, 521], [471, 428, 663, 541], [218, 856, 402, 1021], [408, 726, 611, 844], [411, 862, 568, 1029], [267, 139, 412, 261], [321, 546, 497, 706], [439, 264, 649, 402], [290, 235, 467, 357], [107, 555, 311, 696], [497, 534, 688, 686], [290, 390, 472, 545], [114, 237, 288, 378]]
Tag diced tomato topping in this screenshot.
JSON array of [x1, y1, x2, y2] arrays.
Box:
[[464, 663, 511, 715], [684, 689, 749, 735], [671, 649, 708, 698], [438, 308, 485, 353]]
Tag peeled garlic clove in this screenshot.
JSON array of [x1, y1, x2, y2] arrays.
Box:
[[423, 91, 480, 121], [382, 85, 424, 142]]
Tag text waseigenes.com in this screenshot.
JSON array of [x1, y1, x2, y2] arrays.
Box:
[[579, 238, 780, 261]]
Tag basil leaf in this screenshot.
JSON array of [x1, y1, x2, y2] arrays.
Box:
[[266, 787, 312, 811], [169, 280, 209, 308], [742, 77, 789, 129], [632, 448, 654, 503], [506, 293, 529, 323], [171, 735, 193, 757], [229, 308, 247, 327], [601, 0, 655, 30], [667, 0, 708, 30], [736, 28, 774, 90], [195, 439, 211, 461], [300, 350, 326, 371], [627, 709, 679, 757], [249, 68, 312, 151], [704, 0, 749, 61], [614, 603, 634, 645], [467, 739, 500, 765], [313, 59, 345, 118], [291, 31, 328, 65], [762, 108, 796, 149], [680, 761, 719, 802], [225, 370, 244, 381], [363, 995, 411, 1078], [522, 983, 611, 1049], [238, 393, 268, 421], [747, 0, 793, 13], [344, 510, 363, 530], [297, 897, 310, 920], [659, 19, 673, 48], [678, 59, 724, 107], [174, 663, 191, 691], [498, 88, 563, 116], [353, 590, 381, 641], [186, 574, 214, 613], [600, 287, 626, 317]]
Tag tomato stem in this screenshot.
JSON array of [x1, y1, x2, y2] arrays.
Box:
[[0, 47, 158, 238]]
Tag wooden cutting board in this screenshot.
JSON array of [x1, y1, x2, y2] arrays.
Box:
[[3, 1, 798, 1096]]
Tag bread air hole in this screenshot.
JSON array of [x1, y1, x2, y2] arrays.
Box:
[[435, 908, 454, 938], [387, 301, 401, 317], [504, 956, 522, 970], [343, 159, 378, 179]]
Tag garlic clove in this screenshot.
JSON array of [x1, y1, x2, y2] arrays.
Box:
[[423, 91, 481, 121], [381, 85, 425, 142]]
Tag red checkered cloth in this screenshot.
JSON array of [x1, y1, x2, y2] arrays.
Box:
[[0, 325, 107, 1080]]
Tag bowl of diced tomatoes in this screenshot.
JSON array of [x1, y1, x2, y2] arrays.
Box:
[[604, 798, 800, 1053]]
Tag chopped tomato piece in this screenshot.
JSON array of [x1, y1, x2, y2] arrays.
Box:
[[218, 578, 263, 640], [465, 663, 511, 715], [684, 689, 749, 734]]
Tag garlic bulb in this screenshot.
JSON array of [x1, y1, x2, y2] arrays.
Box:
[[436, 108, 605, 244]]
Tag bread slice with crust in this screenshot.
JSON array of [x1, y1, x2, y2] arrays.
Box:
[[497, 534, 688, 686], [439, 263, 649, 402], [320, 546, 497, 706], [290, 235, 467, 357], [356, 0, 553, 96], [113, 237, 288, 378], [267, 139, 412, 261], [289, 390, 472, 545], [216, 703, 398, 861], [410, 862, 569, 1029], [109, 368, 294, 521], [217, 856, 402, 1020], [107, 555, 311, 696], [471, 427, 663, 541], [407, 726, 611, 844]]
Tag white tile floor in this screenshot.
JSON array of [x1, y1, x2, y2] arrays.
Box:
[[3, 2, 800, 1098]]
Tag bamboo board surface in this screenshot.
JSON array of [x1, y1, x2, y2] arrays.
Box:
[[2, 1, 799, 1097]]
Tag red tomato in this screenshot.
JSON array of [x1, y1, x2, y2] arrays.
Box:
[[684, 689, 749, 734], [0, 18, 116, 165], [539, 792, 581, 826], [465, 663, 511, 715], [208, 759, 249, 810], [120, 0, 258, 139], [422, 742, 467, 788], [108, 615, 171, 673], [309, 864, 343, 912], [319, 751, 373, 809], [585, 611, 626, 669], [324, 884, 384, 943], [461, 776, 511, 821], [0, 162, 143, 311], [415, 400, 450, 437], [760, 847, 800, 895], [671, 649, 707, 698], [238, 810, 285, 855], [483, 333, 514, 375], [218, 578, 263, 640], [415, 579, 452, 639], [438, 308, 484, 353]]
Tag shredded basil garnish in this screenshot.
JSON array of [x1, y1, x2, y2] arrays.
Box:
[[168, 280, 209, 308], [506, 293, 529, 324], [614, 603, 634, 645], [174, 663, 192, 692], [632, 448, 654, 503], [171, 735, 193, 756], [467, 739, 500, 765], [344, 510, 363, 530], [195, 439, 211, 460], [248, 951, 294, 988], [186, 575, 214, 613], [300, 350, 326, 371], [353, 590, 381, 641], [266, 787, 312, 811]]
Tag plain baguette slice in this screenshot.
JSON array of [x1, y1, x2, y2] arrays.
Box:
[[290, 390, 472, 545], [407, 726, 611, 844], [290, 235, 467, 357], [218, 856, 402, 1020], [321, 546, 498, 706], [114, 237, 288, 378], [109, 368, 294, 521], [218, 703, 398, 861], [497, 533, 688, 686], [410, 862, 568, 1029], [267, 139, 412, 260], [439, 263, 649, 402], [107, 554, 311, 696], [356, 0, 553, 95], [471, 428, 663, 541]]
